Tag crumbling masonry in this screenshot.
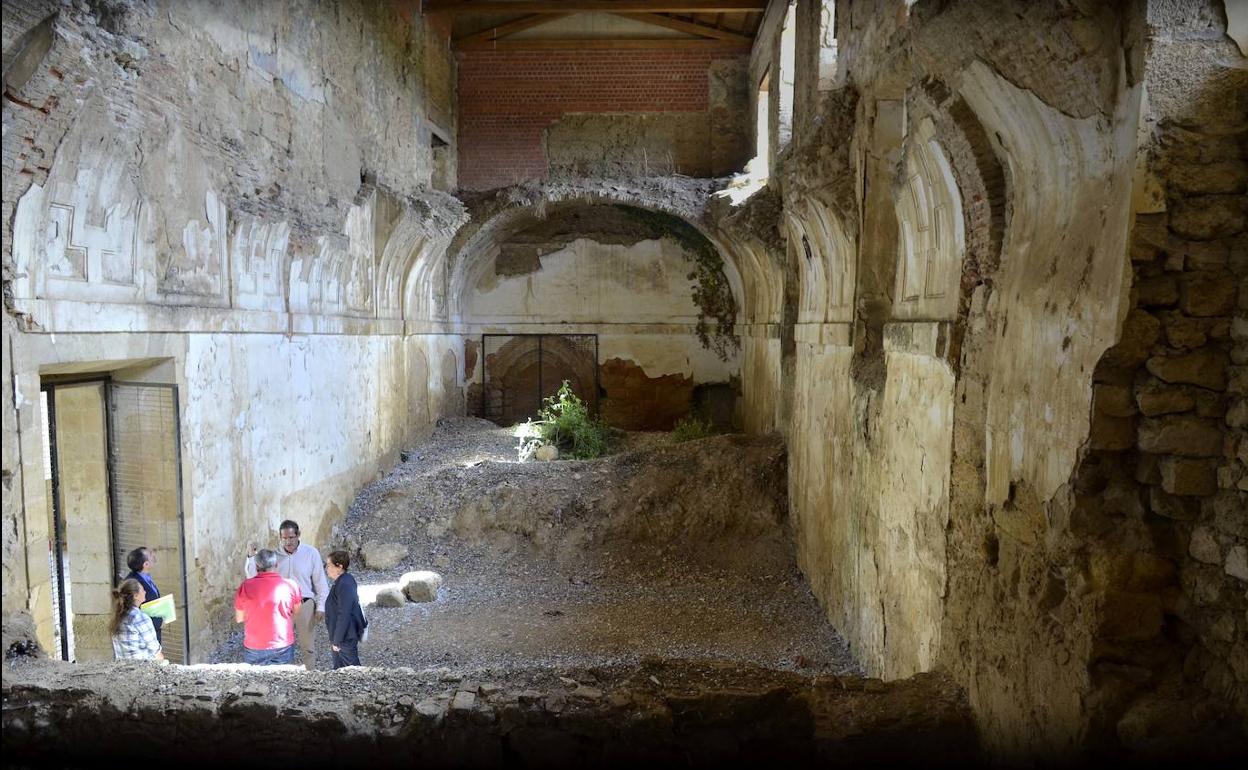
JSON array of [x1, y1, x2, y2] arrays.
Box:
[[2, 0, 1246, 766]]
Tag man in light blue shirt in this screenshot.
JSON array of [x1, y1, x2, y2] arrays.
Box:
[[244, 519, 330, 669]]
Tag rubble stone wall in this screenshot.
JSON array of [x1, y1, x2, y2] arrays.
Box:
[[2, 656, 979, 768]]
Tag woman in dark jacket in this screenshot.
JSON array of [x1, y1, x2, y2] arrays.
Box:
[[324, 549, 367, 669]]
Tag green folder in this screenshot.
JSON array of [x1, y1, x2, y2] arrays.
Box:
[[140, 594, 176, 622]]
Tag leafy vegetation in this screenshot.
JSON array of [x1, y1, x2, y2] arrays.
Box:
[[670, 415, 717, 443], [517, 381, 614, 460]]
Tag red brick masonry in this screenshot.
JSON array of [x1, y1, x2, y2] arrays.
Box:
[[457, 49, 731, 190]]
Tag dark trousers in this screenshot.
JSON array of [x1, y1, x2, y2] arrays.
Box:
[[331, 641, 360, 669]]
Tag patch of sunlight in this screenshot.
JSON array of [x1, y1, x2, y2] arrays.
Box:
[[357, 581, 390, 607], [716, 166, 768, 206], [512, 420, 541, 439]]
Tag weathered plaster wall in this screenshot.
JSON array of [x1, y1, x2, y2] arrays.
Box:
[[460, 209, 739, 430], [2, 0, 465, 659], [751, 0, 1246, 761]]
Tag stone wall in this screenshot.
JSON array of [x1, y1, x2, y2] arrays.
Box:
[[748, 0, 1247, 761], [3, 655, 980, 768], [1068, 0, 1247, 753], [1, 0, 465, 660]]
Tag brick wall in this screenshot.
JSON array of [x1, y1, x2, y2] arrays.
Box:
[[456, 49, 744, 190]]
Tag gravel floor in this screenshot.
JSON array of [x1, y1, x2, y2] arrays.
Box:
[[210, 418, 861, 678]]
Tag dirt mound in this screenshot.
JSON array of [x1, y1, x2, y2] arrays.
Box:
[[340, 418, 789, 569], [211, 418, 854, 676]]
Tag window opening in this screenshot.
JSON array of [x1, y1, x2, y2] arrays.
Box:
[[818, 1, 838, 91], [751, 72, 772, 180], [777, 2, 797, 148]]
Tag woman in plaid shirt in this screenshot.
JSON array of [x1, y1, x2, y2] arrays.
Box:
[[110, 578, 164, 661]]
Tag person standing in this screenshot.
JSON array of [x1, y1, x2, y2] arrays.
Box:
[[124, 546, 163, 644], [234, 548, 300, 665], [244, 519, 329, 669], [324, 550, 367, 669], [111, 578, 164, 662]]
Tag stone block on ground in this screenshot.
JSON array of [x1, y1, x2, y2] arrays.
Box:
[[401, 570, 443, 602], [361, 541, 408, 571], [373, 585, 407, 608]]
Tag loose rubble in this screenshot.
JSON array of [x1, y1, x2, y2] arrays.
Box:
[[3, 655, 980, 768], [209, 418, 860, 677]]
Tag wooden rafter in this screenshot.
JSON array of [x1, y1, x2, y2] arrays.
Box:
[[453, 13, 570, 44], [610, 12, 752, 42], [425, 1, 768, 15], [456, 37, 752, 50]]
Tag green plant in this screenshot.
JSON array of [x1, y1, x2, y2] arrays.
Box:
[[620, 207, 739, 361], [671, 415, 716, 443], [524, 381, 614, 460]]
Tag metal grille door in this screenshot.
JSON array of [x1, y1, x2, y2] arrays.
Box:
[[106, 383, 190, 663], [481, 334, 599, 426]]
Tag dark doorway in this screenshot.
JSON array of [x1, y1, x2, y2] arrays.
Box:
[[40, 379, 190, 663], [480, 334, 599, 426]]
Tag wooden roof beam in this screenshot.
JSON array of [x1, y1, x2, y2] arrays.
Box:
[[454, 13, 570, 45], [610, 12, 753, 42], [456, 37, 752, 51], [425, 2, 768, 15]]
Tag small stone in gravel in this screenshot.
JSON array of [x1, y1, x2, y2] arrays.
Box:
[[545, 692, 567, 712], [558, 676, 578, 687], [451, 691, 476, 711], [571, 686, 603, 700], [479, 683, 500, 696], [415, 698, 445, 719], [373, 586, 406, 607]]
